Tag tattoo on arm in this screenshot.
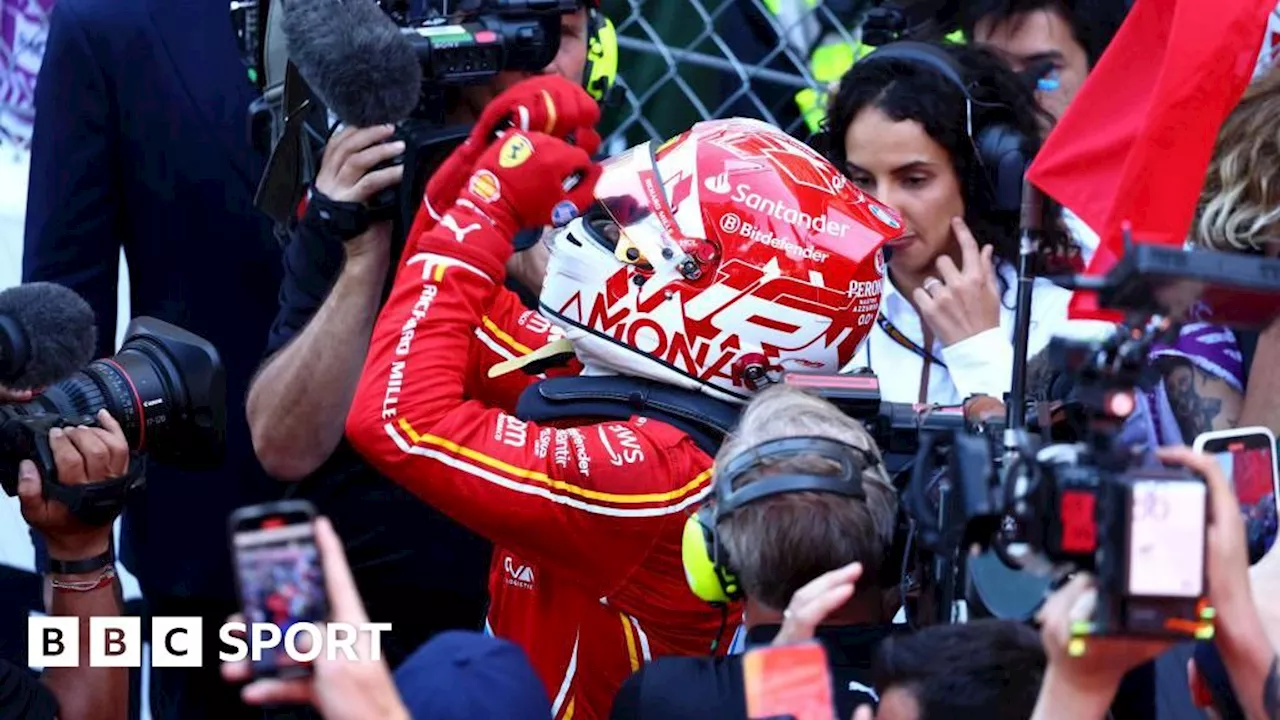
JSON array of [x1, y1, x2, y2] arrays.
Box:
[[1265, 655, 1279, 720], [1161, 359, 1240, 442]]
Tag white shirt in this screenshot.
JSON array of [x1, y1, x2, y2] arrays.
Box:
[[843, 263, 1112, 405]]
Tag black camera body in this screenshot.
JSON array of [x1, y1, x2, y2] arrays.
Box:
[[931, 325, 1214, 640], [373, 0, 581, 253], [382, 0, 577, 91]]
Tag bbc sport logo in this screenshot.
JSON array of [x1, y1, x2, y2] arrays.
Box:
[[28, 617, 391, 667]]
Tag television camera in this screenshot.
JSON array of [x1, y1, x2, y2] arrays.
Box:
[[233, 0, 616, 248], [795, 236, 1279, 637]]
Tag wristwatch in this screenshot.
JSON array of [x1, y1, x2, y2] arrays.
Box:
[[46, 546, 114, 575], [305, 187, 372, 243]]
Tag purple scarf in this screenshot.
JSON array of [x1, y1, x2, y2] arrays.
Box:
[[1, 0, 56, 149]]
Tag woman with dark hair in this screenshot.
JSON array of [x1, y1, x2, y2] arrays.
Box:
[[825, 42, 1095, 405]]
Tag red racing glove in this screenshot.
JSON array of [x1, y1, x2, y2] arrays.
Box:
[[421, 75, 602, 224], [423, 130, 600, 281]]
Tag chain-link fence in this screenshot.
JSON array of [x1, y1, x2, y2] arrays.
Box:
[[597, 0, 879, 153]]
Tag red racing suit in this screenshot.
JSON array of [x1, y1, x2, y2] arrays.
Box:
[[347, 206, 736, 720]]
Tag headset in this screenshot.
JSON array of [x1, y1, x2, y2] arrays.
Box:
[[582, 2, 619, 105], [682, 436, 891, 605], [843, 41, 1030, 216]]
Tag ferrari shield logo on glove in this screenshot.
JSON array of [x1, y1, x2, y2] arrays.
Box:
[[499, 135, 534, 168]]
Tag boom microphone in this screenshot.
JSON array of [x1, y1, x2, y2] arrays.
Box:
[[280, 0, 423, 127], [0, 283, 97, 390]]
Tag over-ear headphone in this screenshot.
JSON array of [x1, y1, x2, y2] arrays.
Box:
[[681, 436, 882, 604], [853, 41, 1029, 216], [582, 3, 618, 105]]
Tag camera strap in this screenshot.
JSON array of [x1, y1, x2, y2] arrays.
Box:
[[877, 313, 948, 369]]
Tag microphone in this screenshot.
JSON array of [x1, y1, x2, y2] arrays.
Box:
[[1019, 175, 1043, 234], [0, 283, 98, 390], [1006, 178, 1042, 433], [280, 0, 423, 128]]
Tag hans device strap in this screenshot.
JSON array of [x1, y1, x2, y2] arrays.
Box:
[[876, 313, 948, 369], [515, 376, 740, 457]]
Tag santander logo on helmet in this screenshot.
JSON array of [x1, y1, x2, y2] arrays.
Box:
[[538, 117, 898, 406]]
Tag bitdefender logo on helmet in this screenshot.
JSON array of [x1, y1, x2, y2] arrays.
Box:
[[28, 616, 391, 668]]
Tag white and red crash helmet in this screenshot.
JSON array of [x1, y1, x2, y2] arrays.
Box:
[[541, 117, 903, 404]]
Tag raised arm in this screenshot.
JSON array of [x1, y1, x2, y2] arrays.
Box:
[[345, 130, 709, 592], [247, 126, 403, 480]]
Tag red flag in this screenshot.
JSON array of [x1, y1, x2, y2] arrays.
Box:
[[1026, 0, 1275, 321]]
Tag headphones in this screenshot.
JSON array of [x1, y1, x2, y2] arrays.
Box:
[[850, 41, 1030, 216], [681, 437, 881, 604], [582, 3, 618, 105]]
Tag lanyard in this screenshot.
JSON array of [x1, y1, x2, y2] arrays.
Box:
[[876, 313, 948, 369]]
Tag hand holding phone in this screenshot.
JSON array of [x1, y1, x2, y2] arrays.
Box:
[[1192, 427, 1279, 564], [223, 511, 409, 719], [228, 500, 329, 679]]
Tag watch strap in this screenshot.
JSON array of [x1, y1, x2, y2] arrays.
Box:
[[46, 547, 115, 575], [305, 187, 372, 242]]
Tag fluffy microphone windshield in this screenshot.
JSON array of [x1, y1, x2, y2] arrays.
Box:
[[281, 0, 424, 128], [0, 282, 98, 390]]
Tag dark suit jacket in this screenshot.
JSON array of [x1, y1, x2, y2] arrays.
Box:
[[23, 0, 282, 603]]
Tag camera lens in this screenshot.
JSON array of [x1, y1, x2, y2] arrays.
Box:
[[0, 318, 226, 468]]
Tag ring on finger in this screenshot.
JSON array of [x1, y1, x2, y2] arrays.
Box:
[[923, 277, 943, 294]]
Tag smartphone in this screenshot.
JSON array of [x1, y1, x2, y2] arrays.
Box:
[[228, 500, 328, 679], [742, 642, 836, 720], [1194, 427, 1280, 564]]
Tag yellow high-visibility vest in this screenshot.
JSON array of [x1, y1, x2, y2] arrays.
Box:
[[792, 28, 966, 133]]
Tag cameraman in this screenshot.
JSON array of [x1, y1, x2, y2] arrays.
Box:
[[245, 3, 597, 664], [1, 400, 130, 720], [611, 386, 902, 719]]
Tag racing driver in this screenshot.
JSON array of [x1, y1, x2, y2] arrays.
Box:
[[345, 115, 904, 719]]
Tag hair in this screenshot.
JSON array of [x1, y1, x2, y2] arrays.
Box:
[[958, 0, 1132, 67], [715, 385, 898, 611], [873, 619, 1047, 719], [822, 42, 1073, 277], [1192, 67, 1280, 255]]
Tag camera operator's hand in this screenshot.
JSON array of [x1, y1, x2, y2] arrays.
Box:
[[312, 125, 404, 262], [1154, 446, 1279, 720], [315, 125, 405, 206], [1155, 447, 1253, 617], [18, 409, 128, 560], [773, 561, 863, 646], [222, 517, 409, 720], [1031, 572, 1173, 719], [425, 75, 601, 222]]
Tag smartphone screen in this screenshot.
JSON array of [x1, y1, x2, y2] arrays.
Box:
[[743, 642, 836, 720], [1127, 480, 1207, 598], [1202, 434, 1279, 564], [231, 504, 327, 678]]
